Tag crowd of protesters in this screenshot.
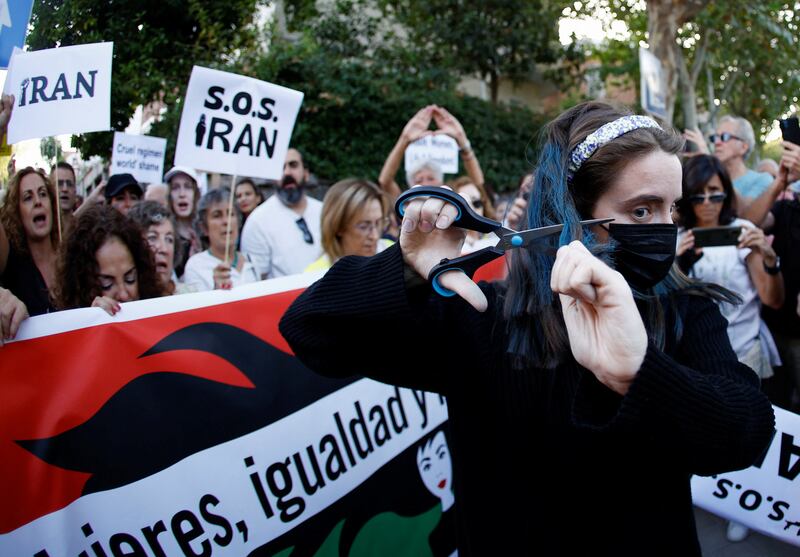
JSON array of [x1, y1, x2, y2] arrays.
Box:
[[1, 75, 800, 549]]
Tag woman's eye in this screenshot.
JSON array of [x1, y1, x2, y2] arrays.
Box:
[[124, 271, 138, 285], [100, 282, 113, 291], [632, 207, 651, 220]]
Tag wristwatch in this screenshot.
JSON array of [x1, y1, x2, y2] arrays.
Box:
[[764, 256, 781, 275]]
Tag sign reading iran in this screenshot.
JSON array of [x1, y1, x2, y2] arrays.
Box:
[[3, 42, 113, 144], [110, 132, 168, 184], [175, 66, 303, 180], [692, 406, 800, 547], [404, 134, 459, 175]]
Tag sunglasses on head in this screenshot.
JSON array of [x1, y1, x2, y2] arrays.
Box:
[[295, 217, 314, 244], [708, 132, 742, 143], [689, 192, 727, 205]]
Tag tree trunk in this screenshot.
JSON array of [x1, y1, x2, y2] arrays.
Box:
[[646, 0, 709, 126], [646, 2, 680, 125], [489, 70, 499, 104]]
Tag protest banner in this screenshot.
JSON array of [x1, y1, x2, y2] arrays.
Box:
[[174, 66, 304, 180], [639, 47, 667, 120], [0, 273, 457, 556], [404, 134, 459, 176], [0, 0, 34, 68], [2, 42, 113, 144], [110, 132, 168, 184], [692, 406, 800, 547]]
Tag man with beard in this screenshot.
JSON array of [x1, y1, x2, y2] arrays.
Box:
[[241, 148, 322, 278]]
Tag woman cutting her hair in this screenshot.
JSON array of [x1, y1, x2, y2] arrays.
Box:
[[280, 101, 774, 555]]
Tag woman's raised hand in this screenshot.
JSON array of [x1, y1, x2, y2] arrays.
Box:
[[551, 241, 647, 395], [91, 295, 120, 316], [399, 186, 488, 312]]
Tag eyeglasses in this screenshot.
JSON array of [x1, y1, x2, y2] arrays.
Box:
[[295, 217, 314, 244], [708, 132, 743, 143], [353, 217, 391, 236], [689, 192, 727, 205]]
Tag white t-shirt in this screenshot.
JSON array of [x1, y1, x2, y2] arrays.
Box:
[[680, 218, 758, 357], [240, 195, 323, 279], [182, 250, 260, 292]]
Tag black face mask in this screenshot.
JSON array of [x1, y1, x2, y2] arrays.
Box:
[[607, 223, 677, 291]]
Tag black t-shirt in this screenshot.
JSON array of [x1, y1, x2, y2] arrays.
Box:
[[763, 199, 800, 337], [1, 244, 55, 316]]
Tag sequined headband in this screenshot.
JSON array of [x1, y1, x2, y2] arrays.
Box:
[[567, 115, 661, 181]]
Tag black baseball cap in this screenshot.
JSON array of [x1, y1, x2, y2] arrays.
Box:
[[105, 173, 144, 199]]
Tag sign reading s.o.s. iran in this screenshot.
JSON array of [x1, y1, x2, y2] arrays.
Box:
[[3, 42, 113, 144], [174, 66, 303, 180]]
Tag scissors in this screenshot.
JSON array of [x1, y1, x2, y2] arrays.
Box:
[[395, 186, 614, 297]]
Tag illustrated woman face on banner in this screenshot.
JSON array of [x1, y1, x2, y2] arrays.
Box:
[[416, 430, 454, 511]]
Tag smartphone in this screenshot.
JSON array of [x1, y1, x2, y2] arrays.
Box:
[[780, 117, 800, 145], [692, 226, 742, 248]]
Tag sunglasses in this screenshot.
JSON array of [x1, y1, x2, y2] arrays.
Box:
[[295, 217, 314, 244], [689, 192, 727, 205], [708, 132, 743, 143]]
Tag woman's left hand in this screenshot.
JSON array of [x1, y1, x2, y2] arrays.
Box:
[[551, 241, 647, 395], [738, 225, 777, 266], [213, 263, 233, 290]]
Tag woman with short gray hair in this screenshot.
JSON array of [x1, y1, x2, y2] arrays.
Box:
[[183, 188, 259, 291]]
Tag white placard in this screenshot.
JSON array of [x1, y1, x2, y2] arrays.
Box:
[[3, 42, 113, 144], [639, 47, 667, 120], [692, 406, 800, 547], [174, 66, 304, 180], [110, 132, 167, 184], [404, 134, 459, 175]]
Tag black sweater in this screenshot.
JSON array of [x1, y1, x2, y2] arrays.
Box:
[[279, 244, 775, 556]]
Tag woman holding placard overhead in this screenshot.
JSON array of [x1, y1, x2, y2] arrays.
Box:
[[280, 101, 774, 555]]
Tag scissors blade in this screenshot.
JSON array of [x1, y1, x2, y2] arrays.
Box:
[[499, 218, 615, 250]]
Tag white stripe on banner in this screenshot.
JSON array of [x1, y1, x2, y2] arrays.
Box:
[[1, 379, 448, 556], [692, 405, 800, 546]]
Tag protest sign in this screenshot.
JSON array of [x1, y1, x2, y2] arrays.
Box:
[[110, 132, 167, 184], [404, 134, 459, 176], [0, 0, 34, 68], [175, 66, 304, 180], [639, 47, 667, 120], [0, 273, 460, 556], [2, 42, 113, 144], [692, 406, 800, 547]]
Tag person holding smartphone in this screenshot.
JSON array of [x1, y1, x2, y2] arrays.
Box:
[[675, 153, 784, 542], [281, 102, 775, 555]]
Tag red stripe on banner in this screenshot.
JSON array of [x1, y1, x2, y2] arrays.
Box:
[[0, 289, 304, 533]]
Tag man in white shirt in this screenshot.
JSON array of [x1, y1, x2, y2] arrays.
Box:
[[241, 148, 322, 278]]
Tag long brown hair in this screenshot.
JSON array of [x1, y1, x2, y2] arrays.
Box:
[[503, 101, 692, 369], [0, 167, 59, 254], [56, 204, 163, 309]]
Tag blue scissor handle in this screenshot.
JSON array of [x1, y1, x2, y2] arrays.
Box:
[[395, 186, 500, 235], [429, 246, 505, 296]]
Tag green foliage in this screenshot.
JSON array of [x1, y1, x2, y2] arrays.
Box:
[[383, 0, 574, 102], [245, 19, 545, 191], [27, 0, 264, 158], [39, 136, 62, 165], [576, 0, 799, 140]]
